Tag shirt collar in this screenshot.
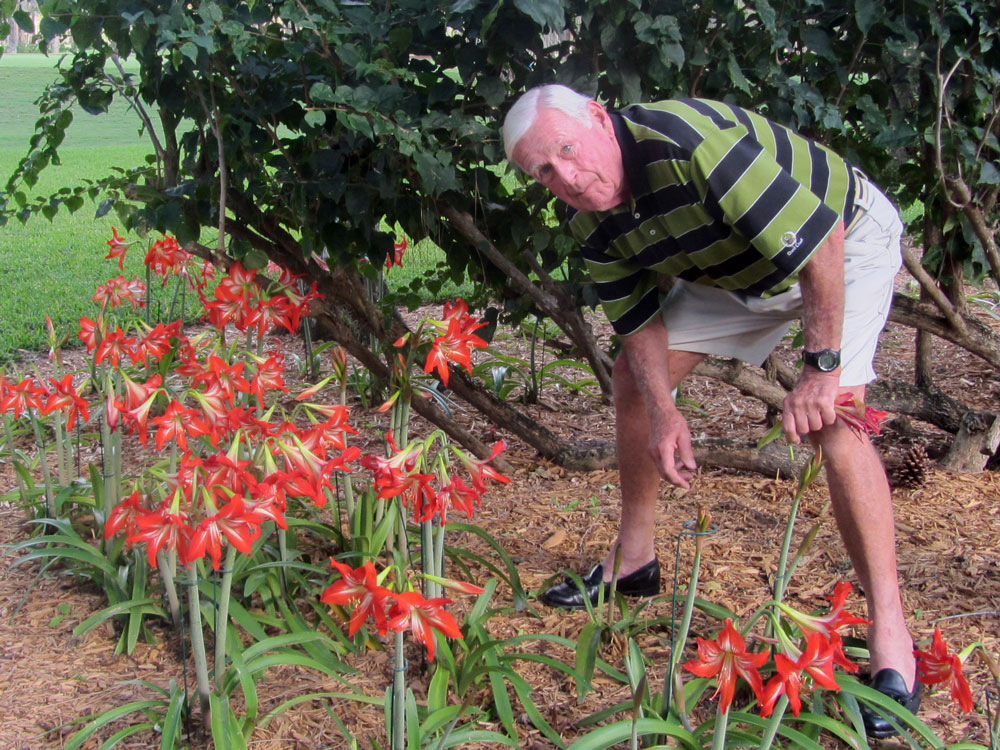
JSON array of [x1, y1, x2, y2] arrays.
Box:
[[610, 111, 649, 208]]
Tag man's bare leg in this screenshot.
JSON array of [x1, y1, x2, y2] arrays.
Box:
[[600, 349, 706, 581], [813, 385, 914, 688]]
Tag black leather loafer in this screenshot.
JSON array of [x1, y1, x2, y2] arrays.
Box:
[[860, 667, 923, 739], [539, 558, 660, 609]]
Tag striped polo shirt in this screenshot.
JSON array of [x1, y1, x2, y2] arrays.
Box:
[[569, 99, 857, 337]]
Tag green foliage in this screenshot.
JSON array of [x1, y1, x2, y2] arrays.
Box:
[[3, 0, 996, 354]]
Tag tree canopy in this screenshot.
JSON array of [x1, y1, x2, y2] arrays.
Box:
[[2, 0, 998, 468]]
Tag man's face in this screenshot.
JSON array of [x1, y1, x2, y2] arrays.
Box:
[[511, 101, 629, 212]]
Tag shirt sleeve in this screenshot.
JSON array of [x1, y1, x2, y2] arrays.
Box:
[[579, 242, 662, 337], [690, 127, 841, 282]]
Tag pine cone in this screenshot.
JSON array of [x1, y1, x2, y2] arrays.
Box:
[[894, 443, 930, 488]]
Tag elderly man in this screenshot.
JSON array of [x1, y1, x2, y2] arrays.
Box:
[[503, 85, 917, 736]]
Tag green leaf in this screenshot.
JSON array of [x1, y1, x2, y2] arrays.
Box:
[[12, 9, 33, 32], [159, 683, 185, 750], [304, 109, 326, 128], [180, 41, 199, 65], [574, 622, 602, 702], [63, 700, 167, 750], [445, 523, 530, 610], [565, 717, 697, 750], [310, 82, 337, 104], [201, 1, 224, 24], [854, 0, 882, 33], [800, 27, 835, 60], [71, 16, 102, 49], [980, 161, 1000, 185], [39, 15, 69, 41], [512, 0, 565, 30]]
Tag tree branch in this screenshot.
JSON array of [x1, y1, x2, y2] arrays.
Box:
[[440, 202, 613, 395]]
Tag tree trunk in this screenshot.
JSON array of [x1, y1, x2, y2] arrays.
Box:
[[889, 293, 1000, 369]]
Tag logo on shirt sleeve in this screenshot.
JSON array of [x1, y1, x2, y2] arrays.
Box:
[[780, 231, 804, 253]]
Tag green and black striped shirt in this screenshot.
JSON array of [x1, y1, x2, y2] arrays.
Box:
[[569, 99, 857, 336]]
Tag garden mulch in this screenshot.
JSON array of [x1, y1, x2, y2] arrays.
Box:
[[1, 296, 999, 749]]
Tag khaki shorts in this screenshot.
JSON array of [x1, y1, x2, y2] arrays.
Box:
[[661, 177, 903, 387]]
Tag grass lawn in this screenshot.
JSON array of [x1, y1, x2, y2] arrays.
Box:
[[0, 53, 154, 364], [0, 53, 461, 366]]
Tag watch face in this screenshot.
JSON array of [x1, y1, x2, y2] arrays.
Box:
[[817, 350, 839, 371]]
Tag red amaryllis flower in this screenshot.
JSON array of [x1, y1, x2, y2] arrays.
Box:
[[437, 474, 482, 521], [423, 317, 488, 386], [195, 356, 252, 406], [828, 631, 860, 673], [914, 627, 974, 712], [321, 559, 393, 636], [455, 440, 510, 493], [151, 399, 200, 451], [217, 261, 259, 300], [249, 352, 288, 404], [105, 490, 145, 539], [144, 235, 191, 279], [683, 618, 768, 713], [95, 327, 137, 367], [186, 495, 264, 570], [760, 632, 841, 717], [247, 295, 295, 336], [127, 504, 190, 567], [131, 321, 182, 364], [385, 237, 407, 269], [779, 581, 871, 638], [834, 392, 888, 439], [78, 316, 104, 352], [40, 374, 90, 430], [0, 377, 46, 419], [387, 591, 463, 662], [93, 275, 146, 311], [105, 226, 132, 269]]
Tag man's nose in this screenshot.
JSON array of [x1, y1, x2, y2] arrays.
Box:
[[552, 160, 579, 187]]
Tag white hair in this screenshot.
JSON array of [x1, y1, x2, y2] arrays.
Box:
[[502, 84, 595, 164]]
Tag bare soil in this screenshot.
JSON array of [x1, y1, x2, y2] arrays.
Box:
[[1, 297, 999, 749]]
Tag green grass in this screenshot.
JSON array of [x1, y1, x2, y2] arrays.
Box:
[[0, 54, 156, 364], [0, 53, 465, 365]]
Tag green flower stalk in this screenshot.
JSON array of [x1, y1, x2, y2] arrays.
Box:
[[661, 506, 714, 718], [157, 549, 182, 631], [773, 449, 824, 605], [186, 563, 212, 724], [29, 414, 56, 518], [214, 544, 239, 689], [758, 694, 789, 750]]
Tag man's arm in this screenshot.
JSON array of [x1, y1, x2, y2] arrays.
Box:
[[622, 316, 697, 487], [782, 221, 846, 443]]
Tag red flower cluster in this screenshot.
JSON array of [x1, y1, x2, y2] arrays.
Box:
[[685, 582, 870, 716], [361, 433, 508, 524], [106, 406, 358, 569], [201, 261, 320, 337], [320, 559, 470, 661], [0, 373, 90, 428]]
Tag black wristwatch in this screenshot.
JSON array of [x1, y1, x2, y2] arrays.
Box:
[[802, 348, 841, 372]]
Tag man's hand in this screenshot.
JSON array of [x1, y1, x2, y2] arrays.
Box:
[[648, 407, 697, 488], [782, 368, 841, 443]]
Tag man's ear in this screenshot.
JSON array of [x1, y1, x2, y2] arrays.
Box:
[[587, 99, 613, 133]]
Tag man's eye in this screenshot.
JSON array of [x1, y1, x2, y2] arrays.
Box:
[[561, 144, 573, 155], [538, 164, 553, 178]]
